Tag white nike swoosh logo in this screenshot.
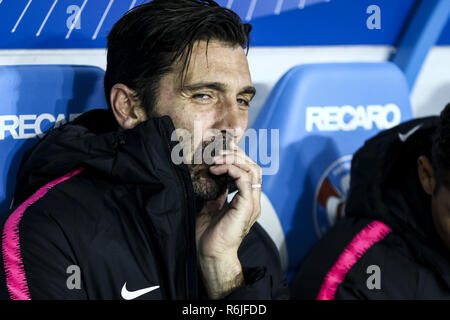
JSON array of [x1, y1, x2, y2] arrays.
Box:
[[398, 124, 422, 143], [121, 282, 160, 300]]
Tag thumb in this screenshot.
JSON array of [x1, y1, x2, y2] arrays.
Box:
[[203, 188, 229, 213]]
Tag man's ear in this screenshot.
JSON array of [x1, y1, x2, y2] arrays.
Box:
[[110, 84, 147, 129], [417, 155, 436, 195]]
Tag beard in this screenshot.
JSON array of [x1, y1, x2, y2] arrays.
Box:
[[188, 136, 230, 201], [188, 163, 229, 201]]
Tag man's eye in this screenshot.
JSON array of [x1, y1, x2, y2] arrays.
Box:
[[237, 98, 250, 107], [193, 94, 212, 100]]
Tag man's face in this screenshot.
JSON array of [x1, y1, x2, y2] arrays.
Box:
[[153, 40, 255, 200], [418, 156, 450, 250], [431, 184, 450, 250]]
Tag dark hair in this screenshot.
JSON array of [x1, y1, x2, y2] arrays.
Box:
[[432, 103, 450, 191], [104, 0, 252, 115]]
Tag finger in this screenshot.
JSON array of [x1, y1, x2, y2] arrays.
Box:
[[219, 147, 253, 165], [214, 152, 262, 184], [213, 153, 262, 198], [212, 153, 262, 221], [210, 163, 260, 226], [212, 154, 252, 171], [214, 145, 262, 222], [210, 163, 261, 237], [224, 147, 263, 192], [209, 163, 253, 200]]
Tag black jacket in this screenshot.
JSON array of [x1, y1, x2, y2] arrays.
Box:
[[291, 116, 450, 299], [0, 109, 288, 300]]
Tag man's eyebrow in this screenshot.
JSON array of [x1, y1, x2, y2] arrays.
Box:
[[183, 82, 227, 92], [183, 82, 256, 98], [240, 86, 256, 98]]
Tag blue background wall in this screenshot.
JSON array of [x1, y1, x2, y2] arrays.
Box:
[[0, 0, 449, 49]]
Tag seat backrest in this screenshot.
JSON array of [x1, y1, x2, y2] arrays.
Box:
[[251, 62, 413, 281], [0, 65, 107, 214]]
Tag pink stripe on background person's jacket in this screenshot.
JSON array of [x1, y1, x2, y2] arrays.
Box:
[[316, 220, 392, 300]]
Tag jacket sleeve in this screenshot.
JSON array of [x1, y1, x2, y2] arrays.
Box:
[[0, 204, 88, 300], [222, 223, 289, 300]]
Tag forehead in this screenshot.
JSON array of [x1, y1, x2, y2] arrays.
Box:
[[181, 40, 252, 86]]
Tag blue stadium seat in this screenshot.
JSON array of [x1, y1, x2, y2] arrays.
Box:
[[251, 62, 413, 282], [0, 65, 107, 215]]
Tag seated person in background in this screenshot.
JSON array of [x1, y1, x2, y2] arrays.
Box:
[[291, 103, 450, 299], [0, 0, 288, 300]]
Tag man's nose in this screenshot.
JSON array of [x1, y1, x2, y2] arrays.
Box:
[[214, 98, 244, 131]]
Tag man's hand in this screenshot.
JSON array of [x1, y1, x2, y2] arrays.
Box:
[[195, 142, 262, 299]]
